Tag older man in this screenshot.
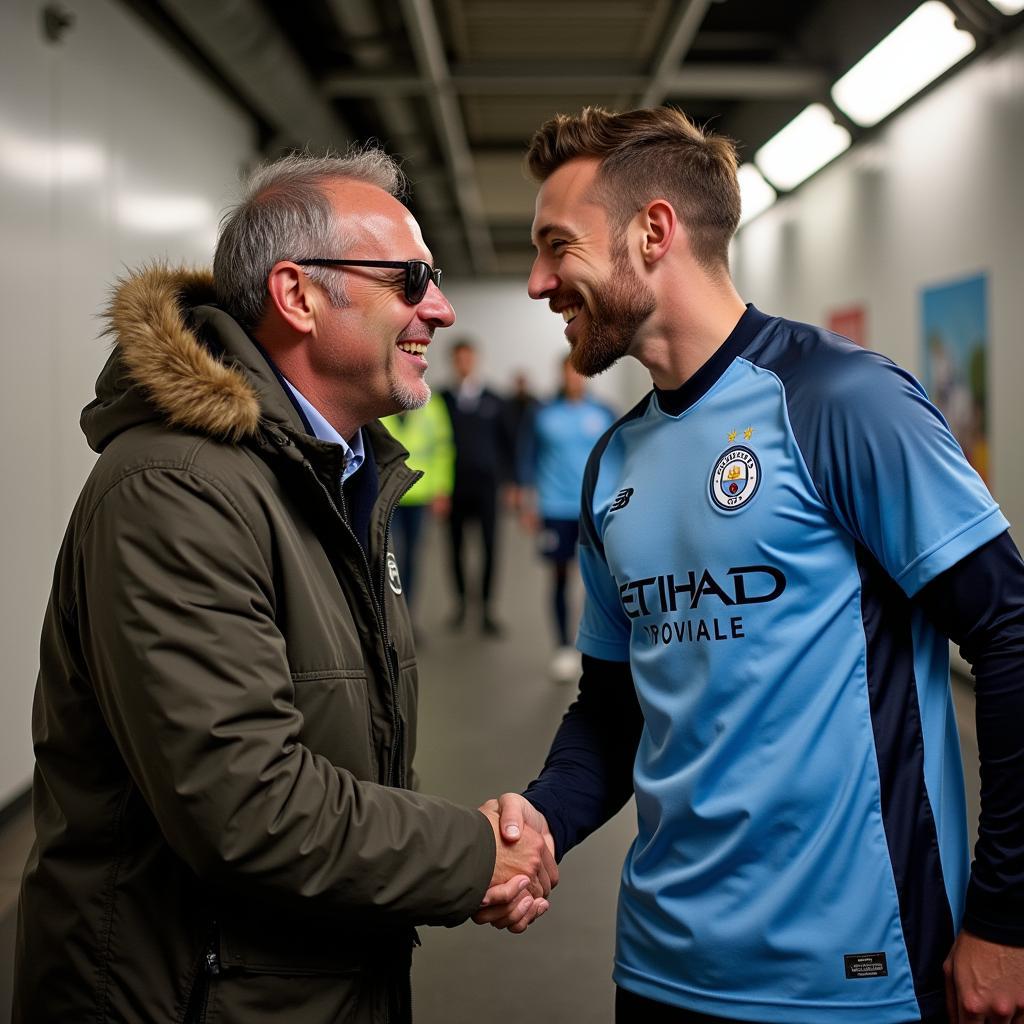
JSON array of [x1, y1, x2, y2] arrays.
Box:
[[13, 149, 554, 1024], [485, 106, 1024, 1024]]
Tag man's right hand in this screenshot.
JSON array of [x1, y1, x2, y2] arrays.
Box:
[[474, 796, 557, 933], [480, 804, 557, 897]]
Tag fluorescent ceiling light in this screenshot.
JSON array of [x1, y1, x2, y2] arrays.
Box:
[[754, 104, 851, 192], [986, 0, 1024, 12], [737, 164, 776, 226], [831, 2, 975, 127]]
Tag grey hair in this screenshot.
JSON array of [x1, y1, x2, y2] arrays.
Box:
[[213, 146, 407, 333]]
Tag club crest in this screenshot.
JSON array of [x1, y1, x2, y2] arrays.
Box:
[[386, 551, 403, 594], [709, 446, 761, 512]]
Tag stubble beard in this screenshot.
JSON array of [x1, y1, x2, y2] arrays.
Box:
[[389, 375, 431, 411], [387, 327, 433, 411], [570, 241, 656, 378], [388, 345, 431, 411]]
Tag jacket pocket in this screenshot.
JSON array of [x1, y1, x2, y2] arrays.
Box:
[[209, 910, 411, 1023], [204, 970, 384, 1024], [218, 911, 407, 976], [290, 669, 376, 781]]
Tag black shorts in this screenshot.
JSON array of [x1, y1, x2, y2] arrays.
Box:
[[538, 517, 579, 563]]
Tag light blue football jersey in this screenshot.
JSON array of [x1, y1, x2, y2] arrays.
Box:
[[531, 395, 618, 519], [577, 306, 1007, 1023]]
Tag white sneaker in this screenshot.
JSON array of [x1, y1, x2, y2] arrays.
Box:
[[549, 646, 580, 684]]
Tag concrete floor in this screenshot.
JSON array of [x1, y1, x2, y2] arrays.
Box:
[[407, 517, 634, 1023], [0, 514, 981, 1023]]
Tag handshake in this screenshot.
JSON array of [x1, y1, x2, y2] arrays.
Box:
[[475, 794, 556, 934]]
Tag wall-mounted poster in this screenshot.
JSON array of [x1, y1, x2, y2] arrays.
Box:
[[921, 273, 989, 483], [827, 305, 867, 347]]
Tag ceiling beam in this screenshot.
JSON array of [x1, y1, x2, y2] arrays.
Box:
[[691, 30, 784, 51], [641, 0, 714, 107], [159, 0, 348, 151], [322, 74, 426, 97], [324, 0, 472, 272], [322, 64, 828, 100], [398, 0, 496, 274], [666, 65, 829, 98]]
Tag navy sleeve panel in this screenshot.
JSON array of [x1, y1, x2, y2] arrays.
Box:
[[579, 392, 652, 557], [748, 327, 918, 554], [523, 654, 642, 861], [914, 530, 1024, 945], [747, 323, 1002, 595], [579, 438, 607, 556]]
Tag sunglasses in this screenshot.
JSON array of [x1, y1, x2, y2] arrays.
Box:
[[295, 259, 442, 305]]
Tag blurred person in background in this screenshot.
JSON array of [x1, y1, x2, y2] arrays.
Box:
[[12, 149, 556, 1024], [519, 356, 616, 682], [381, 392, 454, 629], [502, 368, 540, 503], [441, 339, 516, 635]]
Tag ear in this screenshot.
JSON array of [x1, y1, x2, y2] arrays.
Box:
[[266, 261, 317, 335], [638, 199, 677, 266]]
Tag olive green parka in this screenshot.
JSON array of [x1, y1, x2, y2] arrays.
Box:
[[13, 266, 495, 1024]]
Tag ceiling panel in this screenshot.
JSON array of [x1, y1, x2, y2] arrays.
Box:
[[463, 92, 626, 144], [445, 0, 671, 62], [473, 151, 537, 220]]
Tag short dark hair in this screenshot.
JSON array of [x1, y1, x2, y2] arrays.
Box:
[[526, 106, 740, 271]]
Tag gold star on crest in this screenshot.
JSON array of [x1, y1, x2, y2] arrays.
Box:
[[727, 430, 737, 442], [743, 427, 754, 441]]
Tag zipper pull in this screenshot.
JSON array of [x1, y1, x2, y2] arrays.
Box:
[[205, 928, 221, 976], [205, 948, 221, 976]]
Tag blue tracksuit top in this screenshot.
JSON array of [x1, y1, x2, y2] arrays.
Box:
[[576, 305, 1008, 1022]]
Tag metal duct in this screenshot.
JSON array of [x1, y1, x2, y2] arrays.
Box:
[[159, 0, 349, 152]]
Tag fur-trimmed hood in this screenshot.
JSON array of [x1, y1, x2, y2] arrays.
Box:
[[83, 265, 269, 452]]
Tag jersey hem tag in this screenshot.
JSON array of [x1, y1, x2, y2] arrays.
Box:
[[844, 952, 888, 979]]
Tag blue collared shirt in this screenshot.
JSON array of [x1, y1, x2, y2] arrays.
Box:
[[282, 378, 364, 483]]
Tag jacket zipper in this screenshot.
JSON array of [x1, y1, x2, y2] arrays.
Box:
[[302, 453, 419, 1024], [378, 494, 411, 788], [184, 923, 220, 1024], [299, 458, 416, 787]]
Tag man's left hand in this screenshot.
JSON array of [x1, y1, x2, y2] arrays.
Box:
[[944, 930, 1024, 1023]]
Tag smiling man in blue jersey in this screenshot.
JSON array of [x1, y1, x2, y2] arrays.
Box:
[[473, 106, 1024, 1024]]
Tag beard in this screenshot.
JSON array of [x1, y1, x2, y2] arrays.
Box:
[[570, 242, 656, 377], [388, 372, 430, 412], [387, 327, 433, 411]]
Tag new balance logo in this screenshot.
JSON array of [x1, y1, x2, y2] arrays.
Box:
[[610, 487, 634, 511]]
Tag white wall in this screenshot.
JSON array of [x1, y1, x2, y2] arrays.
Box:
[[436, 278, 651, 411], [732, 28, 1024, 533], [0, 0, 254, 807]]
